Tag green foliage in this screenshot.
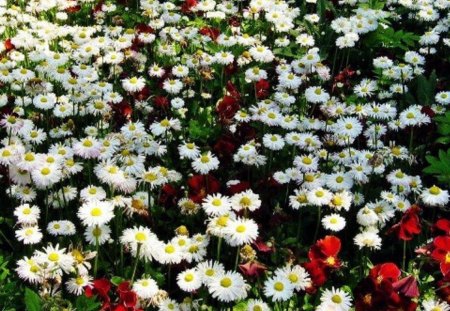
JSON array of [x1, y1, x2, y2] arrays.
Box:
[[25, 288, 42, 311], [424, 149, 450, 184], [365, 26, 419, 51], [435, 111, 450, 144], [0, 256, 23, 311], [405, 71, 438, 106], [75, 295, 101, 311]]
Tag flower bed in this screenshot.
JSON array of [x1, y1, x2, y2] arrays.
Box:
[[0, 0, 449, 310]]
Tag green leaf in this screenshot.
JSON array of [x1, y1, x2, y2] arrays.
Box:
[[75, 295, 101, 311], [24, 288, 41, 311], [111, 276, 124, 286]]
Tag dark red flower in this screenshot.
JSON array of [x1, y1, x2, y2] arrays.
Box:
[[199, 27, 220, 41], [421, 105, 435, 118], [253, 238, 274, 253], [153, 95, 170, 110], [66, 5, 81, 13], [388, 205, 421, 241], [392, 275, 419, 298], [226, 81, 241, 99], [121, 291, 137, 308], [303, 260, 328, 287], [159, 184, 178, 207], [228, 16, 241, 27], [308, 235, 341, 268], [216, 95, 240, 122], [213, 136, 236, 159], [181, 0, 198, 13], [135, 23, 154, 34], [431, 236, 450, 276], [133, 86, 150, 101], [239, 261, 267, 278], [437, 274, 450, 304], [187, 174, 220, 203], [255, 79, 270, 99], [227, 181, 251, 195]]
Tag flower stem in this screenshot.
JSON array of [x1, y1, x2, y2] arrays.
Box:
[[216, 237, 222, 261], [313, 205, 321, 243], [94, 226, 100, 276], [130, 243, 141, 283], [234, 247, 240, 270]]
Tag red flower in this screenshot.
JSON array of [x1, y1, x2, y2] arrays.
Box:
[[392, 275, 420, 298], [216, 95, 240, 123], [181, 0, 198, 13], [199, 27, 220, 41], [227, 181, 251, 195], [85, 278, 111, 304], [304, 260, 328, 287], [431, 236, 450, 276], [133, 86, 150, 101], [253, 238, 274, 253], [187, 174, 220, 203], [369, 263, 401, 284], [135, 23, 154, 34], [159, 184, 178, 207], [433, 219, 450, 236], [255, 79, 270, 99], [308, 235, 341, 268], [4, 39, 14, 51], [226, 81, 241, 99], [153, 95, 170, 110], [66, 5, 81, 13], [388, 205, 421, 241], [354, 269, 417, 311], [239, 261, 267, 278], [437, 274, 450, 303], [213, 136, 236, 159]]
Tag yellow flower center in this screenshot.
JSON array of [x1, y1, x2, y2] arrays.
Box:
[[41, 168, 50, 175], [184, 273, 194, 282], [331, 294, 342, 304], [211, 198, 222, 206], [135, 232, 147, 242], [220, 277, 232, 288], [165, 245, 175, 254], [48, 253, 59, 262], [236, 225, 246, 233], [83, 140, 93, 147], [274, 281, 284, 291], [75, 277, 85, 285], [240, 197, 251, 207], [288, 274, 298, 283], [90, 207, 102, 217], [302, 157, 312, 165], [429, 185, 441, 195]]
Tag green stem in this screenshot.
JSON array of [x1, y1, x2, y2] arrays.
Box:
[[94, 226, 100, 276], [234, 247, 240, 270], [313, 205, 321, 243], [130, 243, 142, 283], [216, 237, 222, 261]]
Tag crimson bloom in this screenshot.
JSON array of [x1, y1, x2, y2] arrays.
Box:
[[388, 205, 421, 241], [433, 218, 450, 236], [187, 174, 220, 203], [308, 235, 341, 268], [431, 236, 450, 276], [239, 261, 267, 278]]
